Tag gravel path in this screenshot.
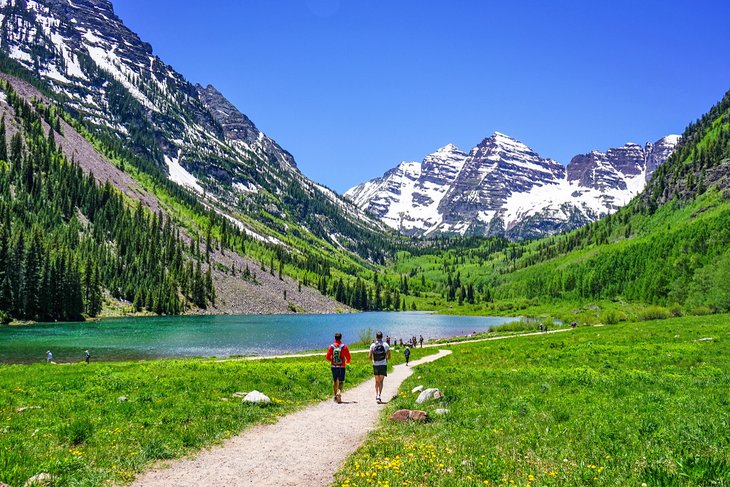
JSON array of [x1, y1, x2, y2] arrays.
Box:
[[133, 350, 452, 487]]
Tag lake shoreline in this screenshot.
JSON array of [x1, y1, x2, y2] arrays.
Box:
[[0, 312, 518, 365]]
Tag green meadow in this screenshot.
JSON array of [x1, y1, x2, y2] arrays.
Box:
[[0, 347, 428, 487], [335, 315, 730, 486]]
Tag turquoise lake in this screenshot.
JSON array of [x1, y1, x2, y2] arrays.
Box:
[[0, 312, 516, 363]]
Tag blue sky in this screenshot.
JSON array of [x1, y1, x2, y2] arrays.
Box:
[[114, 0, 730, 193]]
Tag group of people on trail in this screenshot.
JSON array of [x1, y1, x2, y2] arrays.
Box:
[[44, 350, 91, 364], [325, 330, 392, 404]]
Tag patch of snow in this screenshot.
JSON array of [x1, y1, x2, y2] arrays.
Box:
[[233, 181, 259, 194], [165, 154, 204, 194]]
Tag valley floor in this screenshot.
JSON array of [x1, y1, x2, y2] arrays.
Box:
[[0, 315, 727, 486]]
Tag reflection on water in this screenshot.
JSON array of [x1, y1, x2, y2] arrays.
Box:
[[0, 312, 515, 363]]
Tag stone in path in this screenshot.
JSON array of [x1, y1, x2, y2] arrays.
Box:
[[133, 350, 452, 487]]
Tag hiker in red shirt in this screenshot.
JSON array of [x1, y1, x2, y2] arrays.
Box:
[[326, 332, 351, 403]]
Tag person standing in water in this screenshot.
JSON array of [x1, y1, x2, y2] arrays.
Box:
[[325, 333, 351, 403], [46, 351, 53, 363], [368, 331, 391, 403]]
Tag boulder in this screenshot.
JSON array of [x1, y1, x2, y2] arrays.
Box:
[[117, 396, 127, 402], [409, 410, 428, 422], [434, 408, 450, 415], [411, 385, 424, 393], [242, 390, 271, 404], [416, 388, 443, 404], [390, 409, 411, 422], [24, 473, 55, 486], [389, 409, 428, 422]]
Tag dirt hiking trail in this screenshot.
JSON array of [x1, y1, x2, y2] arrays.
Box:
[[133, 350, 452, 487]]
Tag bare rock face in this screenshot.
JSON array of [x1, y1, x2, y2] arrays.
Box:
[[646, 135, 682, 180]]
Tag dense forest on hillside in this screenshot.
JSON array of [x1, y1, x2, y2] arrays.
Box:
[[0, 80, 215, 322]]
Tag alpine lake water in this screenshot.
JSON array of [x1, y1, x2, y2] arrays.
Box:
[[0, 312, 516, 364]]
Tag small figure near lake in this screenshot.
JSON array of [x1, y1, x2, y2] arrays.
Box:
[[419, 335, 424, 348], [369, 331, 391, 403], [325, 332, 351, 404], [84, 350, 91, 364], [46, 350, 52, 363], [538, 324, 544, 332], [386, 335, 391, 346], [404, 346, 410, 366]]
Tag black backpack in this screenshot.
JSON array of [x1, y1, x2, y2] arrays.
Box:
[[331, 343, 344, 365], [372, 342, 386, 361]]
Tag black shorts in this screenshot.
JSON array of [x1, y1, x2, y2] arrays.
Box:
[[373, 365, 387, 376], [331, 366, 346, 382]]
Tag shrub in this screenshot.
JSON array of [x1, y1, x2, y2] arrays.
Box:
[[637, 306, 671, 321], [601, 309, 626, 325]]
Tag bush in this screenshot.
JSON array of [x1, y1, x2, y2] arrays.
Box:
[[637, 306, 671, 321], [0, 310, 10, 324], [488, 319, 535, 333], [601, 309, 626, 325]]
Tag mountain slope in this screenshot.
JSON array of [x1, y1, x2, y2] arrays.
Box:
[[0, 0, 387, 260], [347, 133, 678, 239], [0, 0, 401, 318]]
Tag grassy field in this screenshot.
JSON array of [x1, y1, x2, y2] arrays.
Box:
[[335, 314, 730, 486], [0, 346, 429, 487]]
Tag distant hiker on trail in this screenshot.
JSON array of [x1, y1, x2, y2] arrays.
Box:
[[419, 335, 424, 348], [84, 350, 91, 364], [46, 351, 52, 363], [386, 335, 391, 346], [369, 331, 391, 403], [404, 346, 411, 366], [326, 332, 351, 404], [399, 338, 403, 346]]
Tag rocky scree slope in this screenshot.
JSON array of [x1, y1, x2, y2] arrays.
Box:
[[346, 132, 679, 239]]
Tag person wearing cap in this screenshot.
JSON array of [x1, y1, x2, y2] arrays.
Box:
[[325, 332, 351, 403], [368, 331, 391, 403]]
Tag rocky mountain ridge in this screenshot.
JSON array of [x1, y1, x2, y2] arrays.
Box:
[[346, 133, 680, 239]]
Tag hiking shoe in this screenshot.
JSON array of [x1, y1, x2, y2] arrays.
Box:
[[336, 393, 341, 404], [376, 396, 381, 403]]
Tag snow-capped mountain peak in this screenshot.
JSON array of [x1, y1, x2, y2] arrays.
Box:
[[346, 133, 680, 239]]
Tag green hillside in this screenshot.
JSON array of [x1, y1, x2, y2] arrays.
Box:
[[382, 89, 730, 321]]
